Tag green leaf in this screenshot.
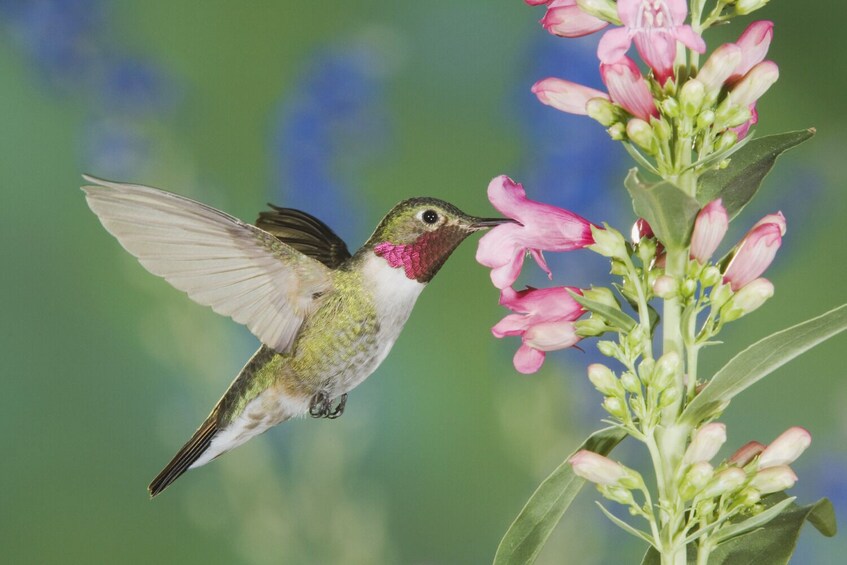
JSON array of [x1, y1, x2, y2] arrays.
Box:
[[681, 303, 847, 425], [697, 128, 815, 219], [711, 496, 796, 545], [493, 427, 628, 565], [570, 291, 637, 332], [625, 169, 701, 249], [708, 495, 836, 564]]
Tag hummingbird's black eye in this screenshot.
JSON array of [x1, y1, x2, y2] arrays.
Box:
[[422, 210, 439, 224]]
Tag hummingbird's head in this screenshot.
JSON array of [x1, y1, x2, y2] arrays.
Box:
[[365, 198, 513, 283]]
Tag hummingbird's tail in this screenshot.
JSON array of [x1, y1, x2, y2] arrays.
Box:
[[148, 414, 219, 497]]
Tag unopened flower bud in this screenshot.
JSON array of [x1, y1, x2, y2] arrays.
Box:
[[659, 386, 680, 408], [697, 44, 744, 94], [716, 130, 739, 152], [735, 0, 770, 16], [681, 461, 714, 499], [653, 275, 678, 298], [653, 351, 680, 390], [637, 358, 655, 385], [590, 225, 628, 259], [570, 450, 630, 486], [697, 110, 715, 130], [738, 487, 761, 507], [758, 426, 812, 469], [750, 465, 798, 494], [701, 266, 722, 287], [631, 218, 654, 242], [661, 97, 680, 118], [588, 363, 620, 396], [728, 441, 766, 467], [724, 217, 784, 291], [597, 340, 618, 357], [603, 396, 628, 419], [587, 97, 618, 126], [626, 118, 658, 153], [599, 484, 636, 506], [577, 0, 621, 23], [575, 317, 608, 337], [681, 278, 698, 298], [730, 61, 779, 108], [684, 423, 728, 465], [722, 278, 774, 321], [608, 122, 626, 140], [620, 371, 641, 394], [680, 79, 706, 116], [582, 286, 619, 309], [710, 282, 733, 309], [702, 467, 747, 499], [690, 199, 729, 263], [652, 117, 672, 143]]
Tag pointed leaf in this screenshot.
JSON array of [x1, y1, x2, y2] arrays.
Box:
[[708, 495, 836, 564], [570, 291, 636, 332], [711, 496, 796, 545], [682, 303, 847, 425], [493, 427, 628, 565], [625, 170, 701, 249], [697, 129, 815, 219]]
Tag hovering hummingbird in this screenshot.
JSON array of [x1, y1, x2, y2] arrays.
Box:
[[82, 175, 510, 497]]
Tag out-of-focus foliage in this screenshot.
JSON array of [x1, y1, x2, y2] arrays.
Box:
[[0, 2, 844, 563]]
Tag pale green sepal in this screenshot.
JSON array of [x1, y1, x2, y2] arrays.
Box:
[[569, 290, 637, 332], [707, 495, 836, 564], [625, 169, 701, 249], [493, 427, 628, 565], [595, 502, 656, 546], [696, 128, 815, 220], [681, 303, 847, 426]]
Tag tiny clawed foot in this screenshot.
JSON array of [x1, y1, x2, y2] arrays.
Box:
[[327, 394, 347, 419], [309, 392, 347, 419]]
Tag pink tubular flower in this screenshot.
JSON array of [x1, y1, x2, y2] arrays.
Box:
[[696, 44, 743, 94], [750, 465, 798, 494], [723, 212, 786, 291], [757, 427, 812, 469], [597, 0, 706, 84], [492, 286, 585, 373], [570, 450, 628, 485], [540, 0, 609, 37], [476, 175, 595, 289], [690, 199, 728, 263], [600, 57, 659, 120], [729, 60, 779, 108], [728, 440, 766, 467], [532, 78, 609, 115], [730, 21, 774, 82]]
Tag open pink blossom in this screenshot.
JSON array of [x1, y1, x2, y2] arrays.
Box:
[[476, 175, 594, 289], [532, 78, 609, 115], [597, 0, 706, 84], [690, 199, 728, 263], [492, 286, 585, 373], [723, 212, 786, 291]]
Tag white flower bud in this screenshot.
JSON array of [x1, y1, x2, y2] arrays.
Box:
[[681, 461, 714, 499], [750, 465, 798, 494], [588, 363, 620, 396], [589, 224, 628, 259], [723, 278, 774, 321], [576, 0, 620, 23], [652, 351, 680, 390], [701, 467, 747, 499], [680, 79, 706, 116], [603, 396, 628, 419], [620, 371, 641, 393], [684, 423, 727, 465], [608, 122, 626, 140], [735, 0, 770, 16], [653, 275, 678, 298], [626, 118, 659, 154], [570, 450, 629, 486], [758, 427, 812, 469], [587, 97, 618, 126]]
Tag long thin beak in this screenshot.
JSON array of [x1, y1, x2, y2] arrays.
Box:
[[470, 217, 517, 231]]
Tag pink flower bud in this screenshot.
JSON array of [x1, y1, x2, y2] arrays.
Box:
[[723, 214, 785, 291], [570, 450, 628, 485], [730, 61, 779, 108], [750, 465, 798, 494], [758, 426, 812, 469], [541, 0, 609, 37], [697, 44, 743, 93], [730, 21, 774, 81], [751, 211, 787, 235], [631, 218, 654, 242], [684, 423, 727, 465], [728, 440, 766, 467], [690, 199, 729, 263], [600, 57, 659, 121], [532, 78, 609, 115]]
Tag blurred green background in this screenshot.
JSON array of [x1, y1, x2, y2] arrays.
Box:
[[1, 1, 845, 563]]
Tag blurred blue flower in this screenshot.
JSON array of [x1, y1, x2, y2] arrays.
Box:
[[272, 40, 393, 244]]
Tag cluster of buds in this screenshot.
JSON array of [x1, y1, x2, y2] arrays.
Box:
[[648, 199, 784, 332], [587, 353, 680, 429], [678, 425, 811, 534], [527, 0, 779, 173]]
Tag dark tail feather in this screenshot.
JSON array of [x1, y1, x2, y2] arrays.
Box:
[[148, 415, 219, 498]]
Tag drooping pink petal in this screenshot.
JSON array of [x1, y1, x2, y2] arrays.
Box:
[[525, 320, 581, 350], [492, 313, 529, 337], [723, 220, 784, 291], [477, 176, 594, 288], [600, 57, 659, 120], [499, 285, 585, 322], [514, 344, 546, 373], [542, 0, 609, 37], [690, 199, 729, 262], [597, 26, 633, 63], [632, 31, 677, 84], [751, 210, 786, 235], [532, 77, 609, 115], [731, 20, 774, 81]]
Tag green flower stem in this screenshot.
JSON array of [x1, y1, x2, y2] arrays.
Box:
[[622, 254, 654, 361]]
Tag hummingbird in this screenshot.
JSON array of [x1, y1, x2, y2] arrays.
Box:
[[82, 175, 510, 497]]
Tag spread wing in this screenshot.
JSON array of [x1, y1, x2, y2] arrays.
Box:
[[82, 175, 333, 353], [256, 205, 352, 269]]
